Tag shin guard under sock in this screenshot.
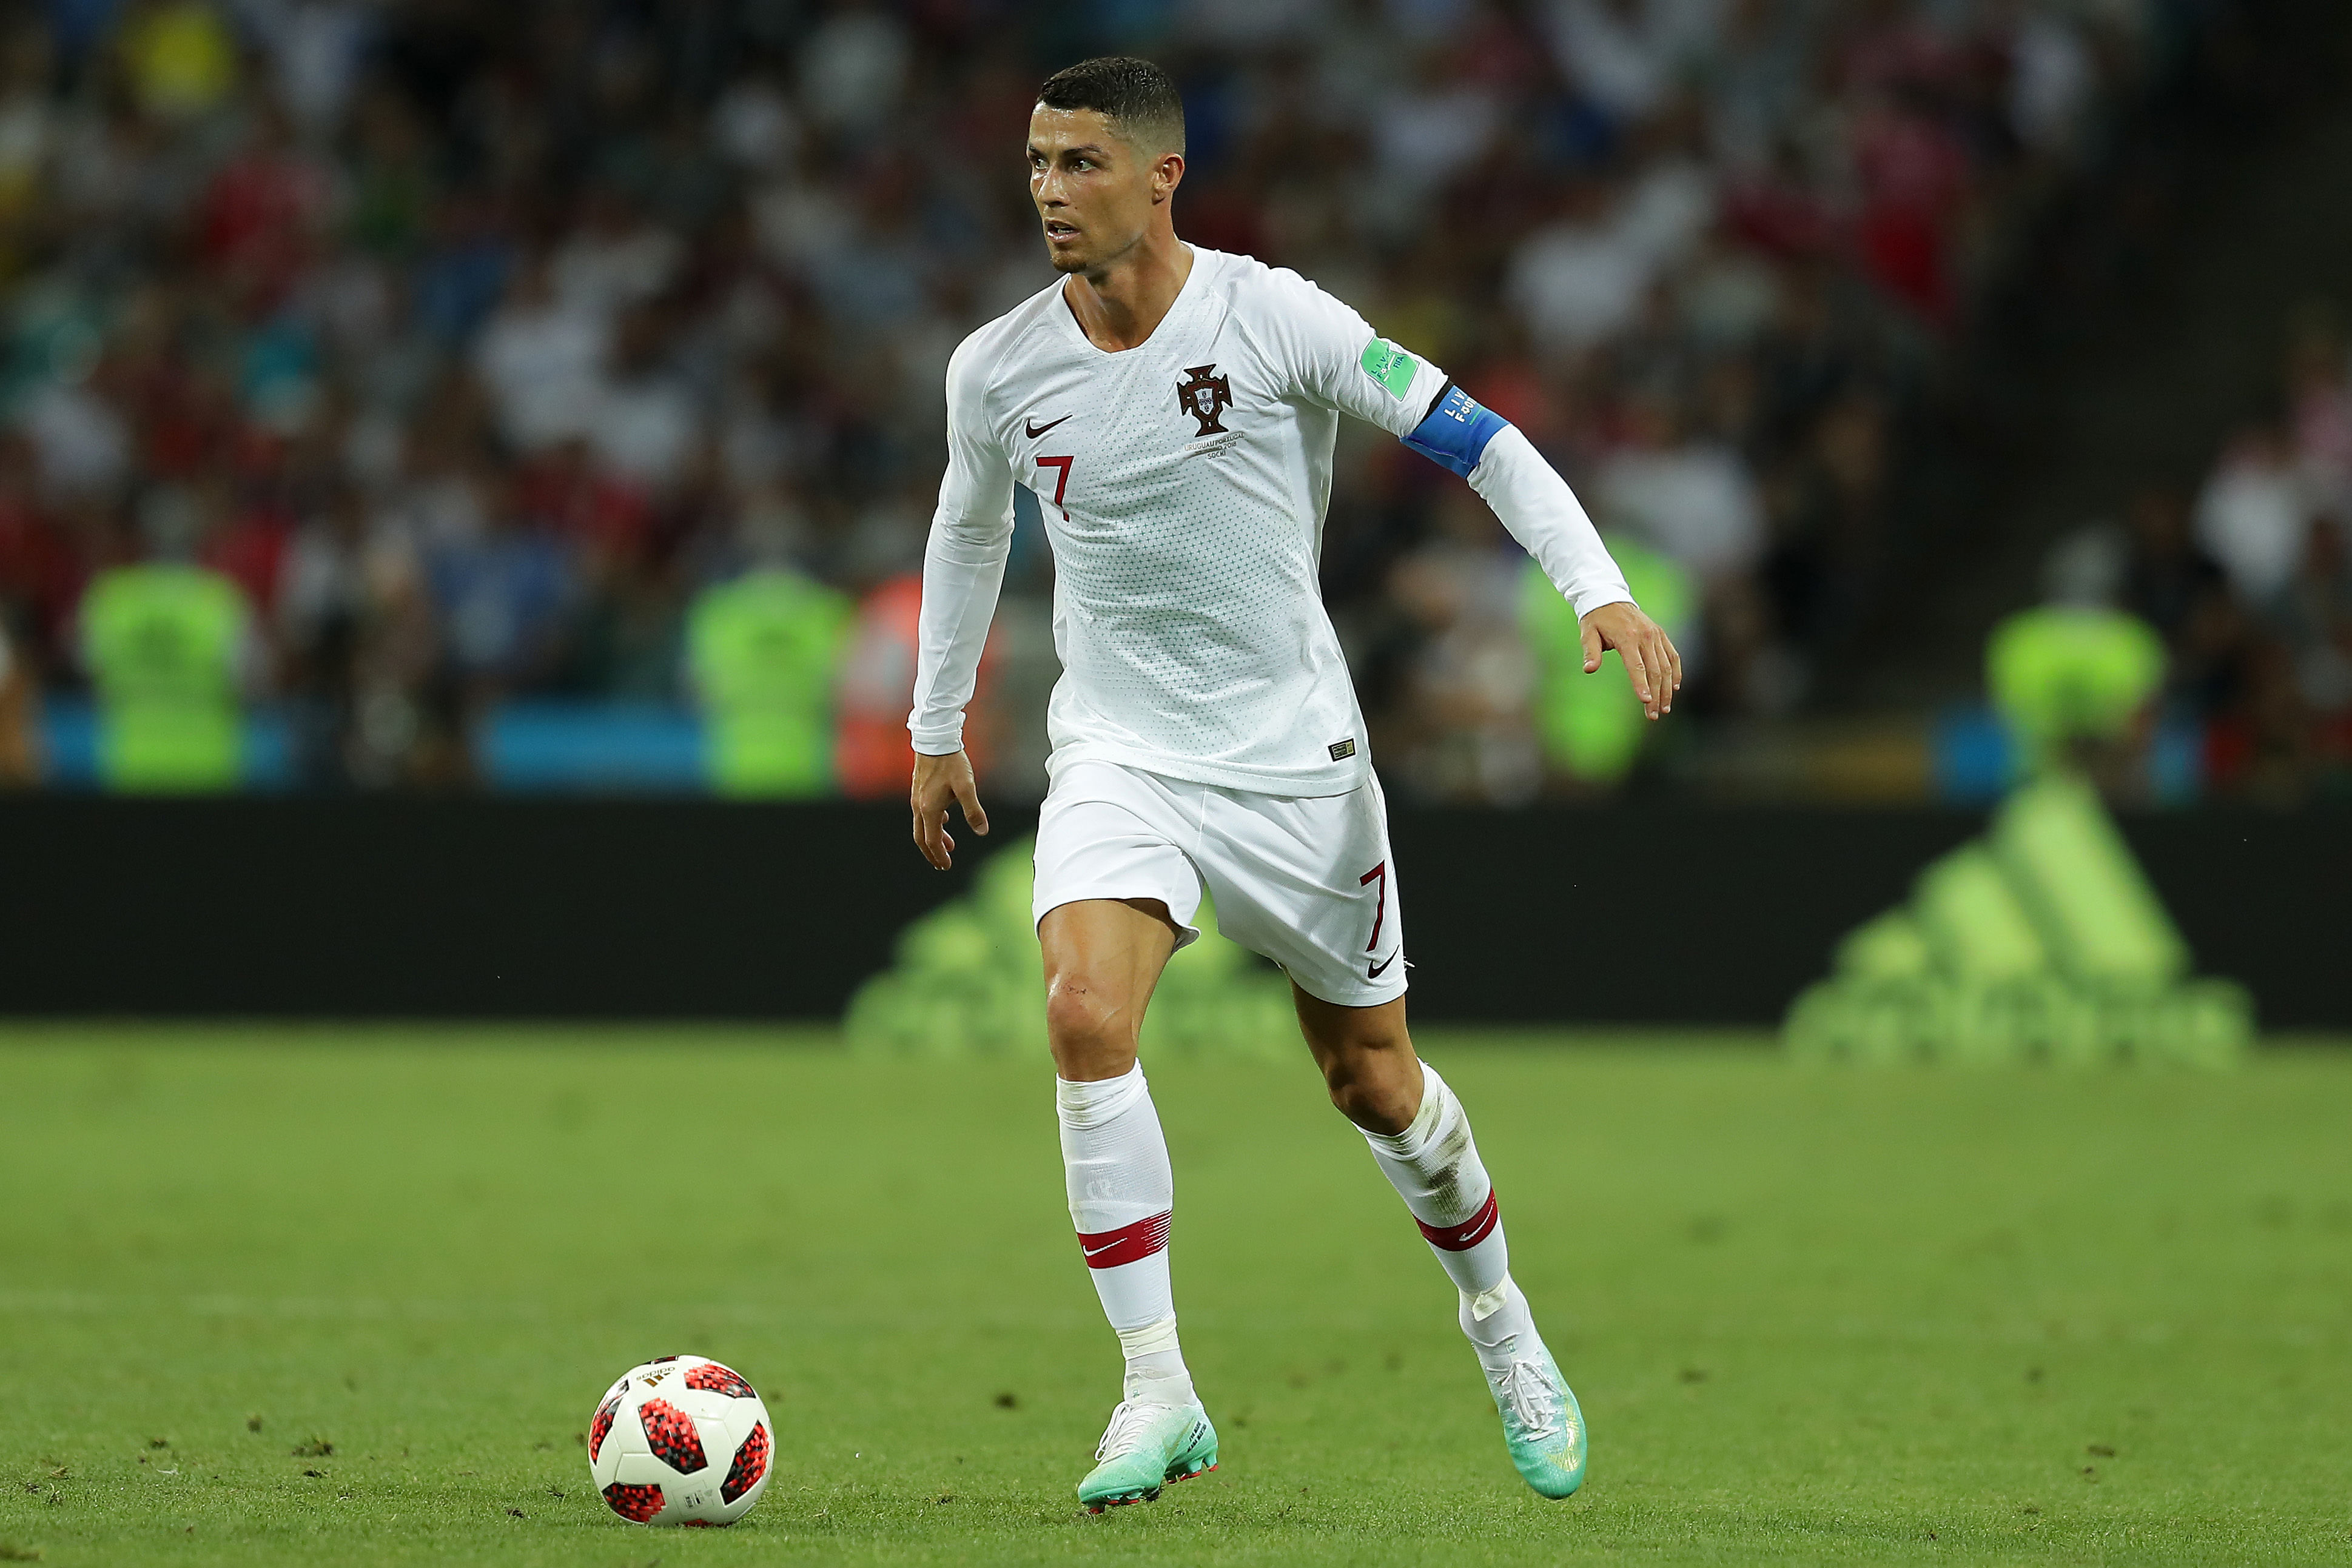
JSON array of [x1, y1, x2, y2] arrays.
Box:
[[1360, 1062, 1539, 1356], [1360, 1062, 1510, 1295]]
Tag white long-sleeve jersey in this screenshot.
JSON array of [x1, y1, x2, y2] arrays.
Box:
[[908, 244, 1633, 798]]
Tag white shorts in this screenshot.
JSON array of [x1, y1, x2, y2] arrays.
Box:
[[1031, 759, 1408, 1008]]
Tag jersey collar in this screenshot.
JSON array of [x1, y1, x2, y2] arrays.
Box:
[[1055, 243, 1205, 359]]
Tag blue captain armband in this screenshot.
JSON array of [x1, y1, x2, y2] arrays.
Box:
[[1402, 381, 1508, 478]]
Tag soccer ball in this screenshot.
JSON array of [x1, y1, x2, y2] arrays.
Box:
[[587, 1355, 773, 1526]]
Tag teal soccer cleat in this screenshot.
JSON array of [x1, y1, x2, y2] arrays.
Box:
[[1487, 1346, 1587, 1499], [1077, 1399, 1218, 1512]]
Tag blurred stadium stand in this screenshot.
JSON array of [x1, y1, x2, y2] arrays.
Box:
[[0, 0, 2342, 806]]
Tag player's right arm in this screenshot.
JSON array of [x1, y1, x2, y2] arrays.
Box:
[[907, 333, 1013, 869]]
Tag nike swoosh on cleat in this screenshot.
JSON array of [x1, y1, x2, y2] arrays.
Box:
[[1026, 414, 1072, 438], [1368, 950, 1399, 979]]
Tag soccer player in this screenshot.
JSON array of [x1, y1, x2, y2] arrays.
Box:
[[906, 56, 1681, 1510]]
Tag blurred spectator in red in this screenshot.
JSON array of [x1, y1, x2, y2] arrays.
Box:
[[0, 431, 80, 656], [834, 573, 921, 800], [197, 99, 331, 312], [0, 606, 37, 784], [834, 519, 1001, 799], [2274, 515, 2352, 771]]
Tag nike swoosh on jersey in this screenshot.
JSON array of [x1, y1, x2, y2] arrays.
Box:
[[1025, 414, 1072, 438], [1368, 951, 1399, 979]]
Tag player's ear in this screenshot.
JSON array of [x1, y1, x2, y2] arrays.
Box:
[[1154, 151, 1184, 203]]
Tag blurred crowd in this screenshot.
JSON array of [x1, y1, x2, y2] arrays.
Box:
[[2118, 303, 2352, 802], [0, 0, 2200, 796]]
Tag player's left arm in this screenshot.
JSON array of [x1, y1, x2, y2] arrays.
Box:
[[1262, 269, 1679, 719], [1404, 391, 1681, 719]]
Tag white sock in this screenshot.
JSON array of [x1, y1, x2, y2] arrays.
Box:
[[1458, 1276, 1539, 1371], [1361, 1062, 1539, 1362], [1058, 1064, 1197, 1409]]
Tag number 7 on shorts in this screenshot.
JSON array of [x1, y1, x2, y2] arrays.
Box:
[[1359, 860, 1388, 953]]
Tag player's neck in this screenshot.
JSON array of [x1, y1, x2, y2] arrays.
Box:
[[1063, 235, 1194, 353]]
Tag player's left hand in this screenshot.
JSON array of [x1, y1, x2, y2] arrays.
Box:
[[1579, 601, 1682, 720]]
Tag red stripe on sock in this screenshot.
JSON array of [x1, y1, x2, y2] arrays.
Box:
[[1416, 1188, 1499, 1251], [1077, 1211, 1171, 1270]]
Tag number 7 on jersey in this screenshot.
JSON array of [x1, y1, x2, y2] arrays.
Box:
[[1037, 455, 1074, 520]]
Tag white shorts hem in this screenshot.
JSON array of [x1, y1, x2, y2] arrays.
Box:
[[1033, 888, 1203, 951], [1283, 970, 1410, 1009]]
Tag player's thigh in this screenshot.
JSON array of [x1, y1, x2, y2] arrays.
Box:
[[1032, 763, 1207, 1062], [1197, 772, 1408, 1010]]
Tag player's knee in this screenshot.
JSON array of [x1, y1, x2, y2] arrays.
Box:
[[1046, 980, 1139, 1081], [1044, 976, 1132, 1054], [1328, 1077, 1414, 1136], [1319, 1042, 1419, 1136], [1322, 1067, 1366, 1119]]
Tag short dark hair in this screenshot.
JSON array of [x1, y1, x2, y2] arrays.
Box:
[[1037, 56, 1185, 158]]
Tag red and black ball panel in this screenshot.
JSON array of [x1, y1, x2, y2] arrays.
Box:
[[721, 1421, 770, 1505], [684, 1362, 757, 1399], [638, 1398, 708, 1474], [601, 1481, 664, 1522], [588, 1391, 623, 1463]]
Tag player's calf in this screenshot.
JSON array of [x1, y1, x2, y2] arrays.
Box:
[[1294, 987, 1422, 1134]]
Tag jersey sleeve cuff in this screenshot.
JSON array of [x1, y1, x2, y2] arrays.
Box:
[[1570, 589, 1635, 620], [908, 723, 966, 755]]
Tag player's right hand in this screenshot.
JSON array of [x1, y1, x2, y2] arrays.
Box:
[[911, 748, 990, 869]]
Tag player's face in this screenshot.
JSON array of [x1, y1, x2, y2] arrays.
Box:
[[1027, 106, 1177, 275]]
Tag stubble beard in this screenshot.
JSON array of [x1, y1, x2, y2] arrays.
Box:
[[1044, 214, 1149, 281]]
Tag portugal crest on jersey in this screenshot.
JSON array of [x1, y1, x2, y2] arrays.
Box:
[[1175, 364, 1232, 436]]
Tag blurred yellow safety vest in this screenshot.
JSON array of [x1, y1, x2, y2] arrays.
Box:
[[81, 562, 249, 792], [1986, 606, 2165, 773], [687, 568, 854, 797]]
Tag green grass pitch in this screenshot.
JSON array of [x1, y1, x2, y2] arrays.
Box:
[[1, 1028, 2348, 1566]]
